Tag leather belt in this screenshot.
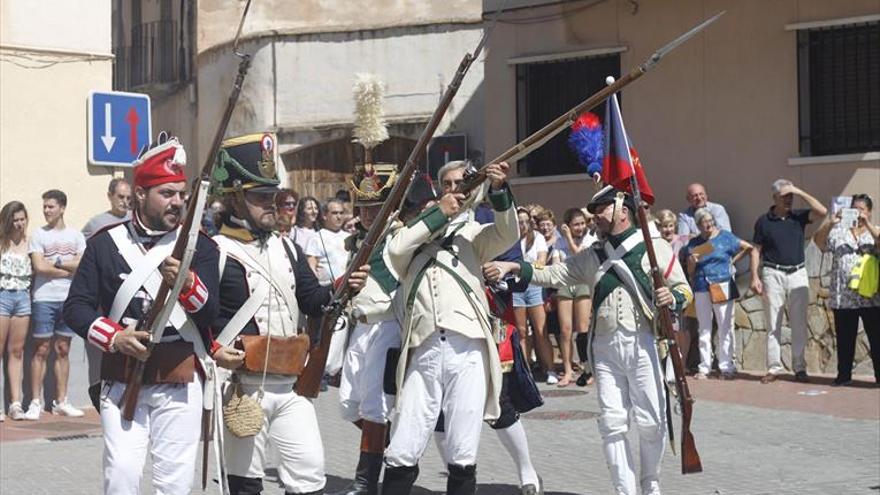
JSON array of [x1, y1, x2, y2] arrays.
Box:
[[762, 262, 805, 274], [101, 341, 195, 384]]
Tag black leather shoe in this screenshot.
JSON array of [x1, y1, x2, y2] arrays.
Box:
[[331, 452, 383, 495], [831, 376, 852, 387], [446, 464, 476, 495], [794, 371, 810, 383], [576, 371, 592, 387], [381, 464, 419, 495]]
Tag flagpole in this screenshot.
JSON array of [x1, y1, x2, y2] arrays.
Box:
[[606, 84, 643, 209], [605, 77, 703, 475]]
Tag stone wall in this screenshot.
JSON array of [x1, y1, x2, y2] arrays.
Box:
[[732, 242, 875, 376]]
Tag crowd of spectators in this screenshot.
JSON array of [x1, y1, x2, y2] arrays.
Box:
[[505, 180, 878, 388], [1, 176, 878, 423], [1, 187, 93, 422]]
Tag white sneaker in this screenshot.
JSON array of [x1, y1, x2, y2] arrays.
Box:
[[24, 400, 42, 420], [642, 480, 662, 495], [0, 411, 5, 422], [546, 372, 559, 385], [52, 399, 85, 418], [8, 402, 26, 421]]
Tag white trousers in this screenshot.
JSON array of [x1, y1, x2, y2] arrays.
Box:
[[694, 292, 736, 374], [224, 382, 325, 494], [100, 377, 203, 495], [385, 331, 488, 467], [593, 329, 666, 495], [761, 267, 809, 374], [339, 319, 402, 423]]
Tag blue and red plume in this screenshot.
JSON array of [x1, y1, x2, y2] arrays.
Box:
[[568, 112, 604, 179]]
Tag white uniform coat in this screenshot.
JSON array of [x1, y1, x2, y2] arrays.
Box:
[[522, 227, 692, 495], [388, 189, 519, 420]]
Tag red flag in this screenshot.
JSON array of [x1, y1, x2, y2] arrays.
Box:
[[601, 93, 655, 205]]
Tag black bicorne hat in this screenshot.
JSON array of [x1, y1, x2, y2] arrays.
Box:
[[587, 185, 636, 214], [403, 173, 438, 213]]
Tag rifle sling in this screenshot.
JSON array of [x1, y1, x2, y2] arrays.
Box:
[[405, 223, 491, 336]]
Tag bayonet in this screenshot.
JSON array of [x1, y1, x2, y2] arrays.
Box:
[[458, 11, 726, 194]]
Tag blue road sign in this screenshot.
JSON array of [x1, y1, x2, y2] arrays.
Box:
[[87, 91, 152, 167]]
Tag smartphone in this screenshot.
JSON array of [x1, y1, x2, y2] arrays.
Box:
[[841, 208, 859, 228]]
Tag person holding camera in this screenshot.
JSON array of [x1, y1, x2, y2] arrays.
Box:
[[814, 193, 880, 386]]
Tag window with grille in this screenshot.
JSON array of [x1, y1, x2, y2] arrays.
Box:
[[516, 54, 620, 177], [797, 21, 880, 156]]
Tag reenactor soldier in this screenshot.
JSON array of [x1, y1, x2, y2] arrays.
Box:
[[381, 160, 518, 495], [64, 133, 220, 494], [207, 133, 369, 495], [485, 185, 693, 495], [333, 163, 405, 495]]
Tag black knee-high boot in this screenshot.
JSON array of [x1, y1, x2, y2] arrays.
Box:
[[380, 464, 419, 495], [575, 333, 590, 363], [332, 420, 387, 495], [331, 452, 384, 495], [575, 333, 592, 386], [228, 475, 263, 495], [446, 464, 476, 495]]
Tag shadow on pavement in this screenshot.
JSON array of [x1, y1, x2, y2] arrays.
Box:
[[323, 474, 579, 495], [725, 371, 878, 388]]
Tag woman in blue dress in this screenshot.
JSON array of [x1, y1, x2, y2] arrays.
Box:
[[684, 208, 760, 379]]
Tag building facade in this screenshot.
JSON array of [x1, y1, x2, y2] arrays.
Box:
[[484, 0, 879, 234], [1, 0, 115, 229], [113, 0, 486, 201]]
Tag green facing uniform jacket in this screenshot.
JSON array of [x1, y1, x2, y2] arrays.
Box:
[[519, 227, 692, 334], [350, 221, 403, 325], [388, 187, 518, 421]]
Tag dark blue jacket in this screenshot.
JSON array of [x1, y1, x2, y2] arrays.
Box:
[[475, 202, 528, 292], [63, 221, 220, 350]]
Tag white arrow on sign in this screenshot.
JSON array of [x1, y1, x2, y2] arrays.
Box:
[[101, 102, 116, 152]]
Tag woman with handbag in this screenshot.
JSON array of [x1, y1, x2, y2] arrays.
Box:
[[684, 208, 760, 380], [814, 193, 880, 386]]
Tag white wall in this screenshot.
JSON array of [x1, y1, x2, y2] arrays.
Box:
[[1, 0, 111, 54], [0, 0, 114, 230], [191, 24, 486, 168], [198, 0, 482, 52]]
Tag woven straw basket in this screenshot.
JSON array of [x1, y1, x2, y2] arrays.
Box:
[[223, 384, 264, 438]]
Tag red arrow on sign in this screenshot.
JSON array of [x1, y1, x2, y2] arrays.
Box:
[[125, 107, 140, 155]]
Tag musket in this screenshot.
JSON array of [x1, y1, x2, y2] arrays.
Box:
[[458, 11, 725, 196], [638, 191, 703, 474], [295, 1, 508, 398], [605, 85, 702, 474], [119, 0, 255, 422]]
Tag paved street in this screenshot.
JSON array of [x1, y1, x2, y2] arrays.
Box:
[[1, 370, 878, 494]]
